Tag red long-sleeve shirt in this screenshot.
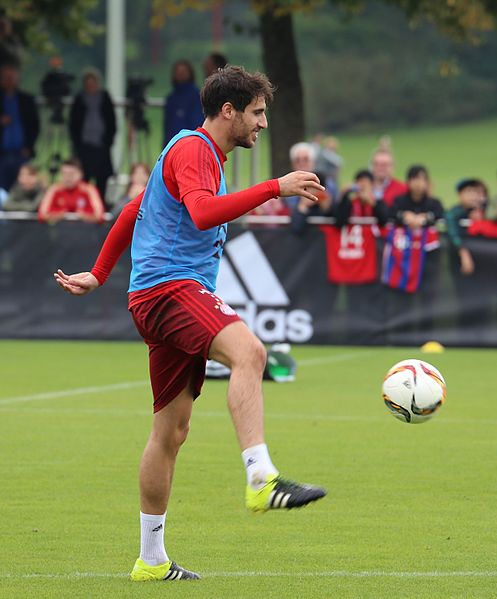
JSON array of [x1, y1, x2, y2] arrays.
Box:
[[91, 128, 280, 286]]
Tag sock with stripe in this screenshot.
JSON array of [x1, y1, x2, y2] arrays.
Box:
[[139, 511, 169, 566], [242, 443, 279, 490]]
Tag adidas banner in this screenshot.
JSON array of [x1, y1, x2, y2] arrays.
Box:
[[1, 220, 497, 346]]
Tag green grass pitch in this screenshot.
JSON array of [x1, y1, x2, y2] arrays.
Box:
[[1, 341, 496, 598]]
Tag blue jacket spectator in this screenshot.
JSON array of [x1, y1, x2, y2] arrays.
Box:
[[163, 60, 204, 145], [0, 64, 39, 190]]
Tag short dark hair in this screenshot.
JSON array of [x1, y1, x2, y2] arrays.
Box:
[[456, 178, 481, 193], [61, 158, 83, 171], [406, 165, 429, 180], [207, 52, 228, 70], [354, 169, 373, 182], [201, 66, 275, 118]]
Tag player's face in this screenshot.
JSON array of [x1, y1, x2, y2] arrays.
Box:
[[232, 97, 268, 149]]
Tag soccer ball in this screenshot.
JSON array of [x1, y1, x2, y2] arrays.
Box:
[[382, 359, 446, 424]]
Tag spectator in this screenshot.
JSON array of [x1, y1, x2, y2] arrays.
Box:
[[163, 60, 204, 145], [335, 170, 388, 228], [313, 134, 343, 195], [384, 165, 444, 338], [0, 17, 21, 69], [203, 52, 228, 78], [111, 162, 151, 217], [323, 170, 388, 342], [0, 63, 39, 190], [288, 142, 333, 234], [446, 178, 485, 276], [2, 163, 45, 211], [370, 149, 407, 207], [69, 68, 116, 204], [38, 158, 104, 223], [446, 178, 492, 332]]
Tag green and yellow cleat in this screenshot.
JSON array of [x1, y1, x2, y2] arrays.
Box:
[[246, 474, 327, 513], [130, 558, 200, 581]]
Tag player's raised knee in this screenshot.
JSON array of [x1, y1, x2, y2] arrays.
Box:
[[240, 335, 267, 374]]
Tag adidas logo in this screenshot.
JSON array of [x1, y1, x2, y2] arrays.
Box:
[[216, 232, 313, 343], [152, 524, 163, 532]]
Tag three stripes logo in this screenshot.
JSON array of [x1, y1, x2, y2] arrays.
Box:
[[216, 232, 313, 343]]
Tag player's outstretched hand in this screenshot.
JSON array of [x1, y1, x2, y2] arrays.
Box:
[[53, 269, 100, 296], [278, 171, 325, 202]]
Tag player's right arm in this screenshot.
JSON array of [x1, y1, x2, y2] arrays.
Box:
[[170, 141, 323, 230], [54, 191, 144, 295]]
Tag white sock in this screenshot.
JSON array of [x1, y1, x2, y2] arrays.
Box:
[[139, 511, 168, 566], [242, 443, 279, 490]]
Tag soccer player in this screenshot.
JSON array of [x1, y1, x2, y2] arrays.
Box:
[[54, 66, 326, 582]]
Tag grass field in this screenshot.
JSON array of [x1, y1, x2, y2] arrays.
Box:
[[1, 341, 496, 598]]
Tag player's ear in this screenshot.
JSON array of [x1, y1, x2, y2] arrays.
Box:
[[220, 102, 235, 120]]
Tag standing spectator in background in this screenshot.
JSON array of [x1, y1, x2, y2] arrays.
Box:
[[38, 158, 104, 223], [69, 68, 116, 205], [203, 52, 228, 78], [2, 162, 45, 211], [0, 17, 21, 69], [313, 134, 343, 198], [163, 60, 203, 145], [384, 165, 444, 339], [111, 162, 151, 217], [371, 149, 407, 207], [0, 64, 39, 190]]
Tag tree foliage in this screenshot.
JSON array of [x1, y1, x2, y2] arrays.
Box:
[[153, 0, 497, 175], [1, 0, 101, 53]]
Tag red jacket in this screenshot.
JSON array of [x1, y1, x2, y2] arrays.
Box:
[[381, 178, 408, 207]]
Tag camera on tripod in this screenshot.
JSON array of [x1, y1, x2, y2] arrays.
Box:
[[126, 76, 154, 132], [40, 68, 75, 125]]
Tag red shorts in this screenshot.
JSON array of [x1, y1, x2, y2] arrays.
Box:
[[130, 279, 240, 413]]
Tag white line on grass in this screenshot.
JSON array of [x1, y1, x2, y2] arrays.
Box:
[[0, 351, 371, 406], [0, 381, 148, 405], [2, 570, 497, 580]]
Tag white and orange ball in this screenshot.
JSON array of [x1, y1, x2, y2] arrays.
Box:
[[382, 359, 446, 424]]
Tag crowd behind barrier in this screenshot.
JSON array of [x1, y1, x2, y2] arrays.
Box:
[[0, 218, 496, 347], [1, 55, 497, 347]]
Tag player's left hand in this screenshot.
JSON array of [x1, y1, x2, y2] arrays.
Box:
[[53, 269, 100, 295]]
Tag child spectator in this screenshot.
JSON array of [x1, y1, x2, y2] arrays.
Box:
[[446, 178, 492, 332], [2, 163, 45, 211], [384, 165, 444, 338], [446, 178, 484, 276], [324, 170, 389, 342], [38, 158, 104, 223], [111, 162, 150, 217]]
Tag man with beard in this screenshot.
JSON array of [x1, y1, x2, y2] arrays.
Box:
[[54, 66, 326, 582]]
